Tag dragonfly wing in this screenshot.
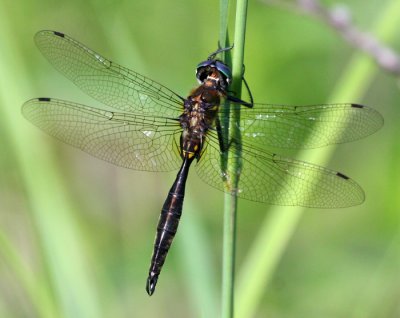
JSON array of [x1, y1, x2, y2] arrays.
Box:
[[196, 134, 364, 208], [220, 103, 383, 149], [22, 98, 182, 172], [34, 30, 184, 118]]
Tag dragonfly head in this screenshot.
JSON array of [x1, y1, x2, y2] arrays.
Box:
[[196, 59, 232, 90]]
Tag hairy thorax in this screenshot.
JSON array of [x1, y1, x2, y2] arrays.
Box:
[[179, 81, 224, 159]]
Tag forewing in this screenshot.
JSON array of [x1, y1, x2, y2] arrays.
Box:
[[34, 30, 183, 117], [219, 103, 383, 149], [22, 98, 182, 172], [196, 134, 364, 208]]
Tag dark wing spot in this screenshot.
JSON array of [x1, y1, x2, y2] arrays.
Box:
[[351, 103, 364, 109], [336, 172, 350, 180], [53, 31, 65, 38], [38, 97, 51, 102]]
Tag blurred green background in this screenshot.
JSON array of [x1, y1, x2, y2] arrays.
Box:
[[1, 0, 399, 317]]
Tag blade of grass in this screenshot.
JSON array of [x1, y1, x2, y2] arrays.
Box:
[[0, 11, 103, 318], [235, 0, 400, 317], [0, 230, 58, 318], [219, 0, 230, 49], [177, 195, 219, 317], [220, 0, 249, 317]]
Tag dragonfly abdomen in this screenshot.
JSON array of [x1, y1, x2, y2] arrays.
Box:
[[146, 156, 194, 295]]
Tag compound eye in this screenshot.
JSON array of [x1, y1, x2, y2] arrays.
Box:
[[215, 61, 232, 84], [195, 60, 214, 83], [196, 60, 213, 69]]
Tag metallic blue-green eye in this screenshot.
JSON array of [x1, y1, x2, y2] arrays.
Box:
[[196, 60, 212, 69], [195, 59, 232, 85], [215, 61, 232, 83]]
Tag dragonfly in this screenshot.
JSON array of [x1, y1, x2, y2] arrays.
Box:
[[22, 30, 383, 296]]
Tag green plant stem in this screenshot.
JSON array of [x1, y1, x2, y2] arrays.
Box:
[[235, 0, 400, 317], [220, 1, 248, 318]]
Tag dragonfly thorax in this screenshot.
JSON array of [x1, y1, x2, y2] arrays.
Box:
[[179, 84, 222, 160]]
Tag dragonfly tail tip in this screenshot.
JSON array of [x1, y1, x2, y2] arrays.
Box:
[[146, 273, 159, 296]]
